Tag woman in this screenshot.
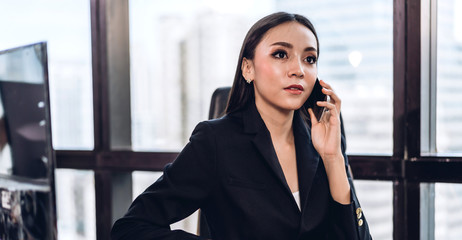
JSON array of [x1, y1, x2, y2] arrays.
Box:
[[112, 12, 372, 240]]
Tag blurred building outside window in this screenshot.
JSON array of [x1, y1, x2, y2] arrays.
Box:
[[0, 0, 94, 150], [436, 0, 462, 153], [129, 1, 394, 239], [433, 1, 462, 239], [435, 183, 462, 240], [1, 1, 95, 239], [55, 169, 96, 240]]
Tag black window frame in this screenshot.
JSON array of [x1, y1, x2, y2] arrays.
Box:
[[55, 0, 462, 239]]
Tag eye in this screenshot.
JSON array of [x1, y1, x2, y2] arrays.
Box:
[[305, 56, 317, 64], [272, 50, 287, 59]]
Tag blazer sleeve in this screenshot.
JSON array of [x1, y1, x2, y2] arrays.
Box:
[[111, 121, 217, 240], [327, 134, 373, 240]]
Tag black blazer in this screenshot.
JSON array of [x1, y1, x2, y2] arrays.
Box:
[[111, 102, 372, 240]]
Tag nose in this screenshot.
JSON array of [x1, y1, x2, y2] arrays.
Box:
[[288, 58, 305, 79]]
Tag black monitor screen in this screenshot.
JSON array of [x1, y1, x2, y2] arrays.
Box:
[[0, 43, 53, 180], [0, 43, 56, 239]]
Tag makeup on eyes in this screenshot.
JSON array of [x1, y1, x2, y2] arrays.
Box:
[[305, 56, 317, 64], [270, 49, 317, 65], [271, 50, 288, 59]]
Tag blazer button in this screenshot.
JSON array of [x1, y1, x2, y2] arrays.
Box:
[[356, 207, 362, 215], [357, 211, 362, 219], [358, 219, 364, 226]]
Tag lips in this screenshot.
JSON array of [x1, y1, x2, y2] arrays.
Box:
[[284, 84, 304, 95], [284, 84, 304, 91]]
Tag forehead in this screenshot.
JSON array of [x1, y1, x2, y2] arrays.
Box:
[[259, 21, 317, 49]]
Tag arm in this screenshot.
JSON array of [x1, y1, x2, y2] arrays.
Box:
[[308, 80, 372, 239], [308, 79, 350, 204], [326, 134, 372, 240], [111, 122, 217, 240]]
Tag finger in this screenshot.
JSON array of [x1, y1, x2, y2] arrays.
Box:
[[316, 101, 338, 115], [319, 79, 332, 90], [321, 88, 335, 101], [319, 108, 331, 122], [319, 80, 341, 111], [316, 101, 336, 111], [307, 108, 319, 124], [322, 88, 341, 109]]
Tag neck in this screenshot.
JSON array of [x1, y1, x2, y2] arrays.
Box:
[[255, 101, 294, 143]]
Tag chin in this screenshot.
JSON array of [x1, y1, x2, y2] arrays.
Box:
[[293, 99, 306, 109], [282, 102, 304, 111]]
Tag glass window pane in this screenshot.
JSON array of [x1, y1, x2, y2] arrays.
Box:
[[130, 0, 272, 151], [130, 0, 392, 154], [435, 183, 462, 239], [0, 0, 94, 150], [354, 180, 393, 240], [436, 0, 462, 153], [132, 171, 199, 234], [55, 169, 96, 240], [279, 0, 393, 154]]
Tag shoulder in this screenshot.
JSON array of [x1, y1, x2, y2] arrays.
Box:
[[187, 113, 246, 152], [194, 113, 244, 135]]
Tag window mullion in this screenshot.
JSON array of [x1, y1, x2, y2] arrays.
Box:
[[421, 0, 438, 154]]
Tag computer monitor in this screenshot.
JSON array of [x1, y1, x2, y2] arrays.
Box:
[[0, 42, 56, 239]]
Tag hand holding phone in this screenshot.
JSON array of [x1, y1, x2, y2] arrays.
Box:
[[303, 78, 327, 122]]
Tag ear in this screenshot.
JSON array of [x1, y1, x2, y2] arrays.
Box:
[[241, 58, 255, 82]]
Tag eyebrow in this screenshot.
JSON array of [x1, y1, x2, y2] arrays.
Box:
[[270, 42, 317, 52]]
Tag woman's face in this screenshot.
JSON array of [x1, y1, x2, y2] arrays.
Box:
[[243, 21, 318, 114]]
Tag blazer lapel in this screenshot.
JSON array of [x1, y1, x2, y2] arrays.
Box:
[[252, 128, 290, 191], [293, 111, 320, 213], [242, 103, 294, 199], [240, 103, 319, 213]]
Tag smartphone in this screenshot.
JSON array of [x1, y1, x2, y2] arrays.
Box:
[[303, 78, 327, 122]]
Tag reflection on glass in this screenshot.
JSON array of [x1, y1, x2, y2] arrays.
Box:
[[130, 0, 393, 154], [0, 188, 52, 239], [55, 169, 96, 240], [0, 42, 56, 240], [435, 183, 462, 239], [0, 0, 94, 150], [0, 44, 50, 179], [132, 171, 198, 234], [354, 180, 392, 240], [436, 0, 462, 153]]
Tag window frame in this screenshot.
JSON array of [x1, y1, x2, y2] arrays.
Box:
[[55, 0, 462, 239]]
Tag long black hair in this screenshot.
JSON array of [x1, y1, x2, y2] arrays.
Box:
[[226, 12, 319, 114]]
